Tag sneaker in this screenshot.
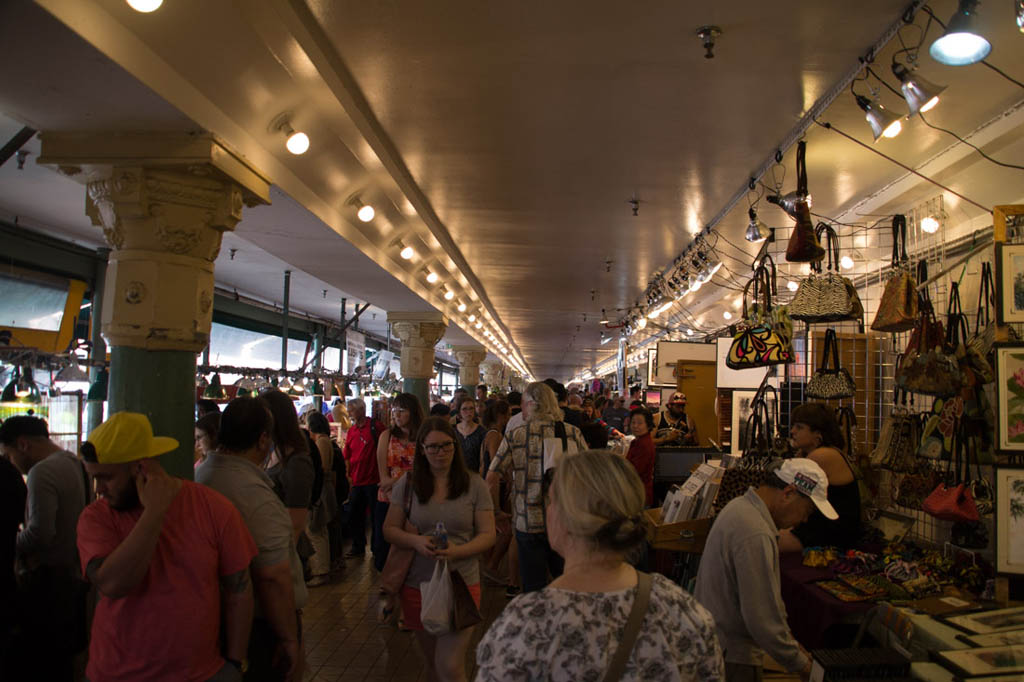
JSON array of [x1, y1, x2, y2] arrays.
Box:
[[504, 585, 521, 599], [306, 575, 329, 588]]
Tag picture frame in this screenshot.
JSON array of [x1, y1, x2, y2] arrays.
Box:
[[995, 344, 1024, 456], [936, 645, 1024, 678], [730, 389, 777, 454], [996, 464, 1024, 576], [960, 630, 1024, 648], [996, 243, 1024, 325], [943, 607, 1024, 635]]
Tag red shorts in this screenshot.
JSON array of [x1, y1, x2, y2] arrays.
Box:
[[399, 582, 481, 631]]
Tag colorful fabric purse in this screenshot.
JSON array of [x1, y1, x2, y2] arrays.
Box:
[[789, 224, 864, 324], [806, 329, 856, 400], [871, 389, 922, 473], [871, 215, 918, 333], [727, 261, 794, 369]]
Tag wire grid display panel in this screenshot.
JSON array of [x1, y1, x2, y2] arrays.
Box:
[[762, 213, 1024, 548]]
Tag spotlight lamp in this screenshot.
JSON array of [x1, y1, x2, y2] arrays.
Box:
[[126, 0, 163, 12], [443, 287, 455, 301], [1017, 0, 1024, 32], [346, 193, 375, 222], [930, 0, 992, 65], [854, 94, 902, 141], [599, 309, 609, 324], [424, 269, 439, 284], [921, 216, 940, 233], [745, 207, 771, 243], [892, 63, 945, 115], [391, 238, 415, 260], [840, 256, 855, 270], [468, 313, 476, 322], [457, 301, 467, 313], [271, 114, 310, 155]]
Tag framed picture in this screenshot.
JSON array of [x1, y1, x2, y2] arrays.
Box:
[[936, 645, 1024, 678], [996, 243, 1024, 324], [731, 389, 777, 454], [944, 607, 1024, 635], [996, 464, 1024, 576], [961, 630, 1024, 648], [995, 344, 1024, 456]]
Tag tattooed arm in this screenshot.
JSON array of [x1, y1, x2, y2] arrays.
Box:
[[220, 567, 254, 664]]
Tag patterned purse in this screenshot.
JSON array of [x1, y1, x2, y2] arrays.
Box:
[[871, 215, 918, 333], [789, 224, 864, 324], [806, 328, 857, 400], [727, 262, 794, 369]]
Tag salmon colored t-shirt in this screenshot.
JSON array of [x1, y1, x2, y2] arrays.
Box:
[[77, 480, 257, 682]]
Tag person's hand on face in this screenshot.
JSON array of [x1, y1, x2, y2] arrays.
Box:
[[135, 459, 179, 513]]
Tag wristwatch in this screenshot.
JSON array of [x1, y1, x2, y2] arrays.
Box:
[[226, 657, 249, 674]]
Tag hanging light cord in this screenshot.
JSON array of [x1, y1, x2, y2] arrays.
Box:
[[813, 119, 992, 213], [919, 5, 1024, 90], [864, 65, 1024, 172]]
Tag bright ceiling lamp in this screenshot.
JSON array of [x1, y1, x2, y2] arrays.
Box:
[[854, 95, 902, 141], [921, 216, 940, 233], [840, 256, 855, 270], [599, 309, 609, 324], [424, 269, 439, 284], [468, 313, 476, 322], [787, 280, 799, 292], [648, 296, 673, 319], [892, 63, 945, 115], [636, 317, 648, 330], [1017, 0, 1024, 31], [475, 321, 483, 329], [357, 205, 375, 222], [457, 301, 467, 313], [723, 311, 732, 320], [2, 366, 40, 403], [392, 238, 415, 260], [126, 0, 162, 11], [443, 287, 455, 301], [930, 0, 991, 65], [745, 207, 770, 243]]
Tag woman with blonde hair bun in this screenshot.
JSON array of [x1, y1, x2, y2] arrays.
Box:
[[476, 450, 725, 681]]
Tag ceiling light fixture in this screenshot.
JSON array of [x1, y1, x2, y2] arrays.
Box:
[[787, 280, 799, 292], [854, 95, 902, 141], [126, 0, 163, 12], [648, 296, 673, 319], [930, 0, 992, 65], [468, 314, 476, 322], [270, 114, 310, 155], [636, 317, 648, 330], [457, 301, 467, 313], [441, 286, 455, 301], [475, 321, 483, 329], [892, 63, 945, 116], [921, 216, 940, 233], [745, 207, 771, 243], [425, 270, 439, 284], [723, 311, 733, 320], [391, 238, 415, 260], [840, 256, 855, 270], [600, 309, 609, 325], [346, 194, 375, 222], [1017, 0, 1024, 32]]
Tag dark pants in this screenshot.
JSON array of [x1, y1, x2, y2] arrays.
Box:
[[515, 530, 563, 593], [373, 499, 390, 571], [8, 568, 86, 681], [246, 612, 302, 681], [347, 484, 378, 554], [724, 662, 763, 682]]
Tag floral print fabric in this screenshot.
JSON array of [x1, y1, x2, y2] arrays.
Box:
[[476, 573, 724, 681]]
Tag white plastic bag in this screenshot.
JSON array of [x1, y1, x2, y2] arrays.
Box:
[[419, 560, 452, 635]]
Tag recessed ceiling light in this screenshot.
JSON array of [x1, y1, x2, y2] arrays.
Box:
[[921, 216, 940, 233], [468, 314, 476, 322], [723, 311, 733, 320], [357, 204, 375, 222], [457, 302, 467, 312], [127, 0, 163, 11]]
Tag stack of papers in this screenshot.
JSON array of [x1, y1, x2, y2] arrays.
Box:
[[661, 463, 724, 523]]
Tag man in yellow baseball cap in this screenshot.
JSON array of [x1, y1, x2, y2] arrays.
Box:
[[77, 412, 258, 681]]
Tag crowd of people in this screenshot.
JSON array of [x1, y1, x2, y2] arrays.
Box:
[[0, 376, 860, 682]]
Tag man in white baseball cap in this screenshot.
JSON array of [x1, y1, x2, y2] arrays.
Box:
[[695, 458, 837, 682]]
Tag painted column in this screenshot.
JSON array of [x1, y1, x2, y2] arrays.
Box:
[[453, 346, 486, 393], [387, 312, 447, 413], [39, 133, 270, 478]]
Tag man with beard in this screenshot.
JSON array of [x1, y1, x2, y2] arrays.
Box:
[[77, 412, 257, 681], [654, 392, 698, 446]]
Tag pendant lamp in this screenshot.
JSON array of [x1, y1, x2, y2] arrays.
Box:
[[930, 0, 992, 65]]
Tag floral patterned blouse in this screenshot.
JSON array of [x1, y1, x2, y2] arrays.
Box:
[[476, 572, 724, 681], [377, 432, 415, 503]]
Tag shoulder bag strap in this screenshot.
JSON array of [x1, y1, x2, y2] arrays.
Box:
[[976, 263, 993, 332], [555, 420, 568, 451], [796, 140, 808, 197], [603, 571, 653, 682], [892, 215, 908, 266], [829, 329, 842, 372]]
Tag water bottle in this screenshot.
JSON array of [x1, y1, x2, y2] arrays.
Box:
[[432, 521, 449, 549]]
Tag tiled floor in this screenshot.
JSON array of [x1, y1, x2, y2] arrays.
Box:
[[299, 556, 507, 682]]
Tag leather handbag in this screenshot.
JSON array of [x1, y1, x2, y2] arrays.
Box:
[[727, 262, 794, 369], [897, 276, 962, 397], [896, 465, 943, 509], [922, 423, 980, 523], [378, 478, 417, 596], [871, 216, 918, 332], [771, 141, 825, 263], [789, 224, 864, 323], [450, 569, 482, 631], [918, 395, 964, 461], [872, 388, 923, 474], [806, 328, 857, 400], [714, 386, 776, 514], [966, 262, 996, 383]]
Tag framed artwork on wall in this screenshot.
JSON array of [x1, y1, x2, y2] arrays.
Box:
[[995, 343, 1024, 455], [996, 464, 1024, 576], [935, 644, 1024, 678], [943, 607, 1024, 635], [996, 243, 1024, 324]]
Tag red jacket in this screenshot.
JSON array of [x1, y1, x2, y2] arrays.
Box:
[[343, 419, 384, 486], [627, 432, 656, 507]]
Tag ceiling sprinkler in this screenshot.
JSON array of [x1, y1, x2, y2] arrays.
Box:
[[629, 196, 640, 217], [696, 26, 722, 59]]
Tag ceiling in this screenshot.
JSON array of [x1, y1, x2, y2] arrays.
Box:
[[2, 0, 1023, 381]]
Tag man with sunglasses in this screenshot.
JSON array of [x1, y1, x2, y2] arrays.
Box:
[[654, 392, 698, 447]]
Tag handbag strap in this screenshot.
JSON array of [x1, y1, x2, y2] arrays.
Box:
[[796, 140, 808, 197], [603, 571, 653, 682], [891, 215, 908, 267], [945, 282, 969, 349], [816, 223, 840, 272], [976, 262, 994, 331]]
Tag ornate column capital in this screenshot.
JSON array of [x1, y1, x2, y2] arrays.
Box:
[[452, 345, 487, 387], [38, 133, 271, 352], [388, 312, 448, 380], [481, 359, 506, 388]]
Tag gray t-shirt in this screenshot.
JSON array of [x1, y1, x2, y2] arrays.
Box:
[[392, 473, 493, 588], [196, 452, 307, 611], [18, 449, 89, 576]]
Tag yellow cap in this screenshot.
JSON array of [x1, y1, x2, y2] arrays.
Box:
[[87, 412, 178, 464]]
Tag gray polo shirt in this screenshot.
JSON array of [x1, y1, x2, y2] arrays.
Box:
[[694, 488, 808, 673], [196, 452, 307, 612], [18, 449, 89, 576]]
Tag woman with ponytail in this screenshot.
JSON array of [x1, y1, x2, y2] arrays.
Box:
[[476, 450, 725, 681]]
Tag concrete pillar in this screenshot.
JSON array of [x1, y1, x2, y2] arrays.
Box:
[[39, 133, 270, 478], [453, 346, 486, 393], [387, 312, 447, 413], [481, 359, 505, 391]]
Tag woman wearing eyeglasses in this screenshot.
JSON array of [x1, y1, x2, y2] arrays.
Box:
[[382, 416, 496, 682]]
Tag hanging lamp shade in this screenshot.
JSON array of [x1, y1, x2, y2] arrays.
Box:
[[854, 95, 903, 141], [929, 0, 991, 65], [55, 362, 90, 383], [87, 368, 109, 402], [892, 63, 945, 115], [234, 376, 255, 398], [746, 207, 771, 243]]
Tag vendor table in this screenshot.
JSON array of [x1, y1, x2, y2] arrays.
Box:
[[779, 552, 873, 649]]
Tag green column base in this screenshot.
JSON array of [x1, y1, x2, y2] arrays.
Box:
[[403, 377, 430, 415], [108, 346, 197, 480]]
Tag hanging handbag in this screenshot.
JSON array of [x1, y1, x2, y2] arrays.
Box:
[[871, 215, 918, 332], [922, 423, 980, 523], [897, 276, 962, 397], [918, 395, 964, 461], [896, 465, 943, 509], [873, 388, 922, 474], [379, 478, 417, 596], [714, 391, 774, 514], [806, 328, 857, 400], [965, 262, 996, 383], [773, 140, 825, 263], [789, 224, 864, 323], [727, 263, 794, 369]]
